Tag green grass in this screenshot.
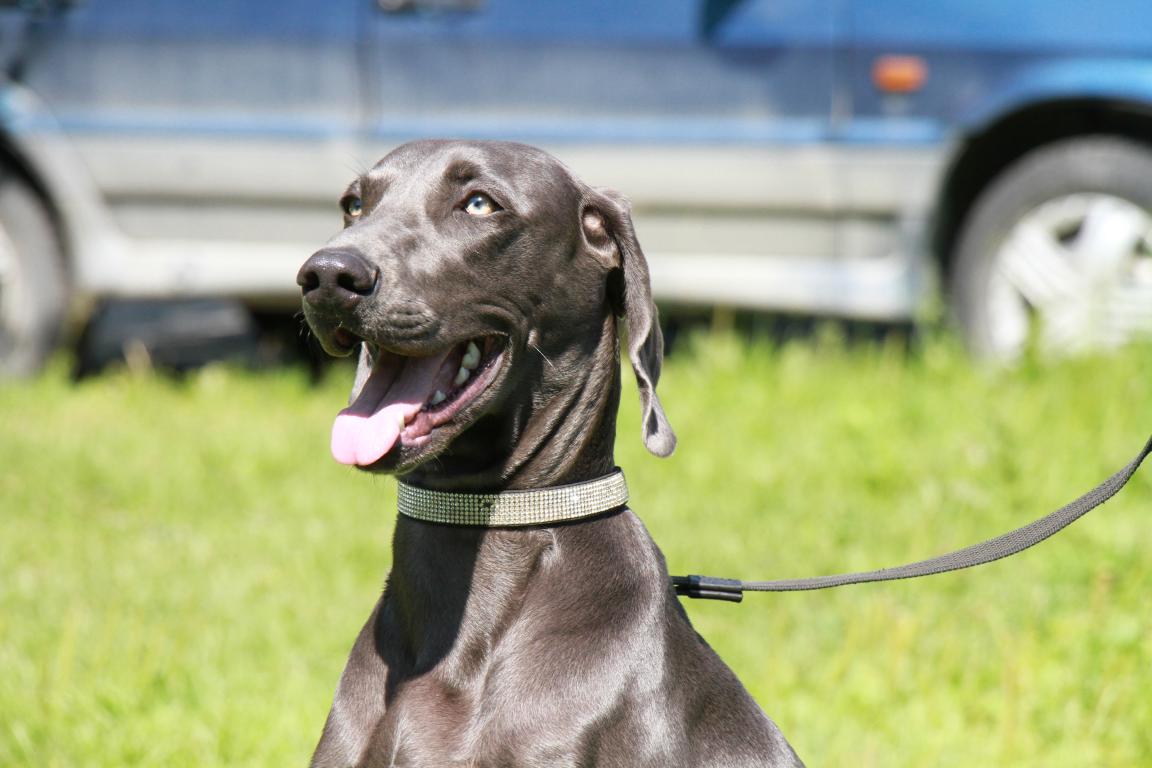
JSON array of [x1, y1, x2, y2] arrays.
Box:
[[2, 333, 1150, 767]]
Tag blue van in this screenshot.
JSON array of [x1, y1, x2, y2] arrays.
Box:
[[1, 0, 1151, 372]]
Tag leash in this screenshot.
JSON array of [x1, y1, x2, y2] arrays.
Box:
[[672, 434, 1152, 602]]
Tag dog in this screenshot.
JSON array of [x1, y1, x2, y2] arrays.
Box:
[[297, 139, 803, 767]]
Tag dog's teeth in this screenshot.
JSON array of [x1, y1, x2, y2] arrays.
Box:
[[462, 341, 481, 370], [430, 389, 446, 406], [454, 366, 471, 386]]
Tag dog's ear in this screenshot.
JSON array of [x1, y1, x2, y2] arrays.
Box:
[[583, 188, 676, 458]]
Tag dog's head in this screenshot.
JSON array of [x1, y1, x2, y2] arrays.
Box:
[[298, 140, 674, 487]]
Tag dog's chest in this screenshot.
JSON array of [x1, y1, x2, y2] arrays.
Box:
[[323, 616, 670, 768], [347, 678, 635, 768]]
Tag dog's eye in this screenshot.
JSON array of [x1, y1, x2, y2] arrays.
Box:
[[341, 196, 363, 218], [463, 192, 501, 217]]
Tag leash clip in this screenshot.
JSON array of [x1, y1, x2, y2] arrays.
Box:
[[672, 575, 745, 603]]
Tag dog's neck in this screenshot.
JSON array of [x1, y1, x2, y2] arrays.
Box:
[[381, 503, 635, 706], [402, 312, 621, 492], [382, 518, 549, 680]]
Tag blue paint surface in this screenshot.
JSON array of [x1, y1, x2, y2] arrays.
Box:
[[3, 0, 1152, 147]]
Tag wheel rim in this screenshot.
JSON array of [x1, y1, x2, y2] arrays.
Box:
[[987, 193, 1152, 357]]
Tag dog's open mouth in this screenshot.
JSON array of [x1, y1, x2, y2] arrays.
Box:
[[330, 335, 505, 467]]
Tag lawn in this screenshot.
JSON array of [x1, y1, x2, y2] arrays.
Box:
[[2, 332, 1150, 767]]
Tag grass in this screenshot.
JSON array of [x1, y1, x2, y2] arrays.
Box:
[[2, 331, 1150, 767]]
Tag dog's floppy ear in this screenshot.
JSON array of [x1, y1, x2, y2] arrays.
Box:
[[583, 188, 676, 457]]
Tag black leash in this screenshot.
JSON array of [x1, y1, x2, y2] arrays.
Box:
[[672, 434, 1152, 602]]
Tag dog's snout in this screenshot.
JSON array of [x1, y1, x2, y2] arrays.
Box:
[[297, 249, 379, 308]]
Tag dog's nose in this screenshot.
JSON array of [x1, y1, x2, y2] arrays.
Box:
[[297, 249, 379, 309]]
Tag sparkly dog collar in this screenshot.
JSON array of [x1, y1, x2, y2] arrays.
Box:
[[397, 471, 629, 527]]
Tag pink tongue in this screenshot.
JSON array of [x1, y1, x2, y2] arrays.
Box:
[[330, 350, 452, 467]]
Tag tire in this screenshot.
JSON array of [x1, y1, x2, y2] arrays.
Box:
[[949, 136, 1152, 359], [0, 168, 67, 377]]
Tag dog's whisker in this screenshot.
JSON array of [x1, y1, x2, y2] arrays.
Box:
[[529, 341, 556, 370]]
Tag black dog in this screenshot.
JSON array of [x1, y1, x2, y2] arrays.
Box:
[[298, 140, 802, 767]]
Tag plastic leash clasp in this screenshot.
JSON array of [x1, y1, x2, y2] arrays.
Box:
[[671, 575, 745, 603]]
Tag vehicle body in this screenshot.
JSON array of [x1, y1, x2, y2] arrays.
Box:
[[2, 0, 1151, 372]]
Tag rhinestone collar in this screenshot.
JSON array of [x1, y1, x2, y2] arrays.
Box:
[[397, 470, 628, 527]]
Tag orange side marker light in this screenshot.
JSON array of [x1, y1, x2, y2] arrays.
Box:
[[873, 55, 928, 94]]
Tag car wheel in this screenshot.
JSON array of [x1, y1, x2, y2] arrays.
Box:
[[950, 136, 1152, 359], [0, 168, 67, 377]]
